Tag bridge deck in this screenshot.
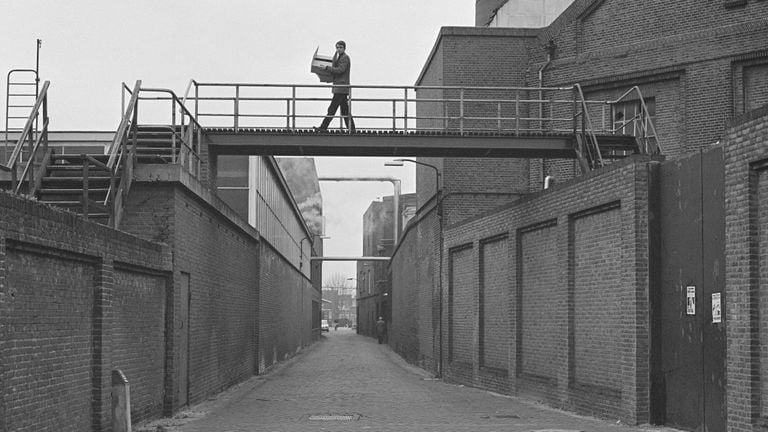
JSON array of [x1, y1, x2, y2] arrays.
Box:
[[204, 128, 601, 158]]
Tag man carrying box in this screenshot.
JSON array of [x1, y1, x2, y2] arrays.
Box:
[[314, 40, 356, 133]]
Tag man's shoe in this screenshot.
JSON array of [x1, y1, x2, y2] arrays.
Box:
[[313, 126, 327, 133]]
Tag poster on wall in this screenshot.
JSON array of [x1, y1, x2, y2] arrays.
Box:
[[712, 292, 722, 323], [686, 285, 696, 315]]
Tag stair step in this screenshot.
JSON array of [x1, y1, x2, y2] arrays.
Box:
[[44, 176, 112, 182], [39, 188, 109, 193], [52, 154, 110, 161]]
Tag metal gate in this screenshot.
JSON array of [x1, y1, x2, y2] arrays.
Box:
[[656, 146, 726, 431]]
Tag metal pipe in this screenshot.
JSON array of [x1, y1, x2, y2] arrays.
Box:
[[310, 256, 390, 261], [318, 176, 401, 245]]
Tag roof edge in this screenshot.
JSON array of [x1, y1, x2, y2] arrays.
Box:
[[415, 26, 541, 86]]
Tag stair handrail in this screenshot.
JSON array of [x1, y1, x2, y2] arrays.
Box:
[[107, 80, 142, 169], [1, 80, 51, 195], [137, 86, 204, 176], [104, 80, 141, 228], [608, 86, 662, 155], [572, 83, 604, 169]]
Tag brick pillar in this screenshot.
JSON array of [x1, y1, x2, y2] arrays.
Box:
[[0, 235, 7, 432], [93, 259, 114, 432]]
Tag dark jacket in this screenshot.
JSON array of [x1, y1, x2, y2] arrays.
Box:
[[376, 319, 386, 336], [327, 52, 351, 94]]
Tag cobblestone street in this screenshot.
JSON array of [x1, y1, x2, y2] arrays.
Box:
[[141, 329, 678, 432]]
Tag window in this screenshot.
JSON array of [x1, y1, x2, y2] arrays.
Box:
[[612, 97, 657, 153]]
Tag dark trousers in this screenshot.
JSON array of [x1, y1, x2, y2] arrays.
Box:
[[319, 93, 355, 131]]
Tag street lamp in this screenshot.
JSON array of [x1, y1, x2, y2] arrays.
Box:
[[385, 158, 443, 378], [384, 159, 440, 211], [347, 277, 359, 333]]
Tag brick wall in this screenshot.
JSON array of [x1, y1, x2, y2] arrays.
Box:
[[0, 163, 321, 429], [417, 28, 537, 227], [258, 242, 317, 372], [391, 156, 656, 423], [121, 166, 318, 410], [111, 269, 167, 423], [723, 105, 768, 432], [536, 1, 768, 156], [390, 205, 440, 374], [518, 222, 561, 400], [0, 190, 172, 432]]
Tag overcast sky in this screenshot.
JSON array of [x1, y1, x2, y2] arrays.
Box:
[[1, 0, 474, 281]]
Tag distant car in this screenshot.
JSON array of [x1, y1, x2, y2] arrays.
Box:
[[320, 320, 330, 332]]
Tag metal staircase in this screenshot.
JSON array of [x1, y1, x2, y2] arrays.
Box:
[[1, 80, 203, 228], [37, 153, 114, 223]]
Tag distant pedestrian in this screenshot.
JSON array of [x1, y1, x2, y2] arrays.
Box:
[[375, 317, 386, 344]]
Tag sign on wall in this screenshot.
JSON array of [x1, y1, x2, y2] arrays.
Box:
[[686, 286, 696, 315], [712, 293, 722, 323]]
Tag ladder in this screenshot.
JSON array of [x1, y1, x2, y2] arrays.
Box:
[[5, 69, 40, 163]]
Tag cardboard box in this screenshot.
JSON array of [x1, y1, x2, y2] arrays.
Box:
[[311, 47, 333, 83]]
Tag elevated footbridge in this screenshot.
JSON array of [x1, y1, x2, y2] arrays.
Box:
[[180, 81, 660, 167], [1, 79, 660, 228]]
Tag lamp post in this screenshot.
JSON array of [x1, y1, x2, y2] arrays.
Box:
[[385, 158, 443, 378], [347, 277, 358, 333]]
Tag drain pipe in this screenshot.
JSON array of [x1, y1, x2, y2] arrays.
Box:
[[539, 40, 556, 187]]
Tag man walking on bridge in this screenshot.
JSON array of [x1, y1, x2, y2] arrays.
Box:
[[315, 40, 356, 133]]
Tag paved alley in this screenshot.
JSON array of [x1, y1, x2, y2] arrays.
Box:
[[142, 329, 677, 432]]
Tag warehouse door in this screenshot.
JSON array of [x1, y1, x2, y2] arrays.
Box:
[[657, 147, 726, 431]]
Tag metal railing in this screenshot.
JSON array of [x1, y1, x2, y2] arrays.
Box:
[[0, 80, 50, 196], [121, 83, 204, 174], [573, 83, 604, 169], [4, 69, 40, 163], [104, 81, 204, 227], [185, 81, 589, 135], [609, 86, 661, 155], [104, 80, 141, 228], [182, 81, 660, 149]]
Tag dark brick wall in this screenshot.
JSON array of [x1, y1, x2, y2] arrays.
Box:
[[122, 177, 261, 407], [4, 249, 96, 432], [0, 163, 317, 430], [723, 106, 768, 432], [390, 206, 440, 373], [536, 1, 768, 157], [417, 28, 536, 227], [258, 242, 317, 372], [519, 223, 560, 391], [479, 235, 509, 372], [0, 190, 172, 432], [111, 269, 167, 423], [444, 158, 652, 423], [391, 156, 656, 424]]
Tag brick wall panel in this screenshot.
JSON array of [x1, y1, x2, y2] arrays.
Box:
[[4, 250, 94, 432], [520, 225, 560, 381], [112, 269, 166, 423]]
